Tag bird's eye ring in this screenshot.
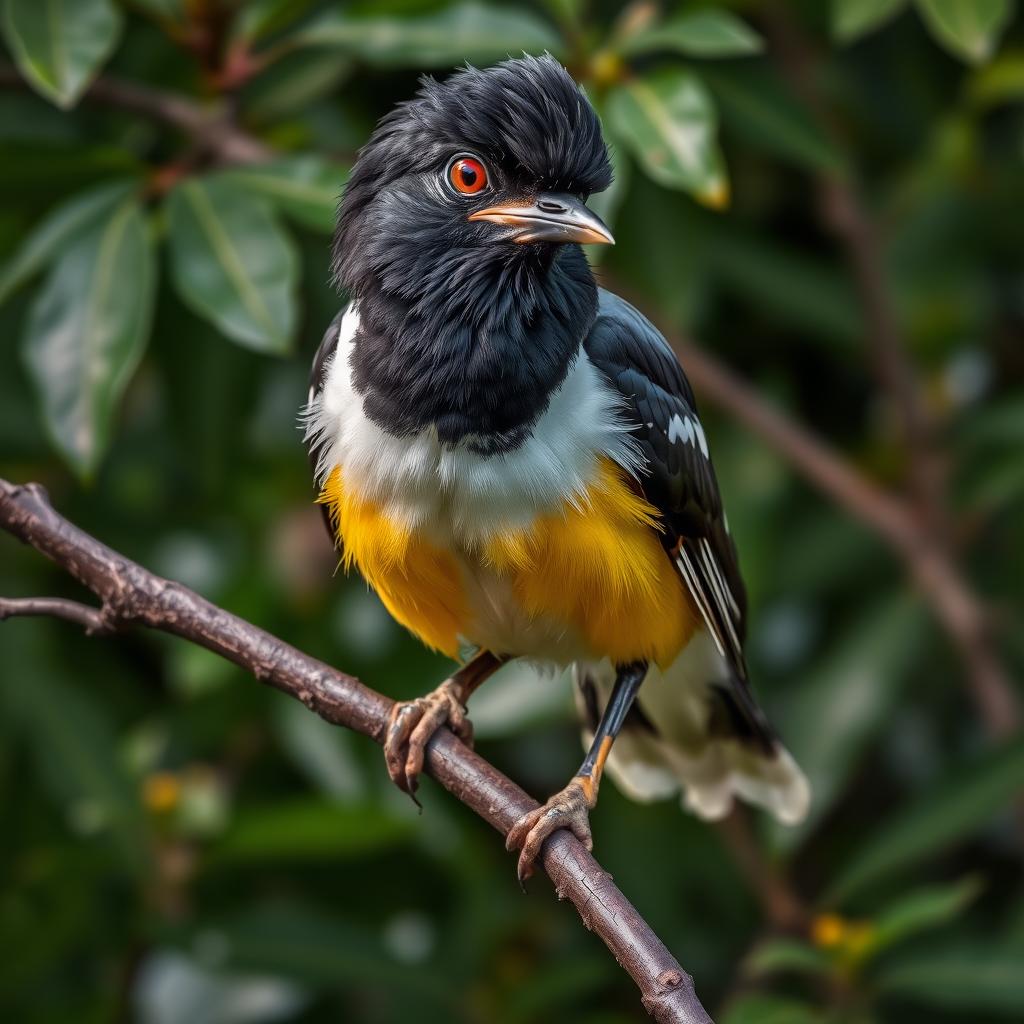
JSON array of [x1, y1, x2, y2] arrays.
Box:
[[446, 155, 489, 196]]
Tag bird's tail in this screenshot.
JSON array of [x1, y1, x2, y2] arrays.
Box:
[[573, 633, 810, 825]]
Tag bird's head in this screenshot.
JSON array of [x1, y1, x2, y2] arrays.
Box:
[[332, 54, 614, 305]]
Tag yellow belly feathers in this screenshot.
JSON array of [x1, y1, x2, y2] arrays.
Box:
[[320, 458, 697, 666]]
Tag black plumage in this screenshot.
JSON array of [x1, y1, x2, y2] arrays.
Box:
[[586, 292, 776, 753], [313, 54, 803, 851], [331, 55, 609, 448]]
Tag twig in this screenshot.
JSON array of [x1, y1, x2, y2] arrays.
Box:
[[0, 478, 712, 1024], [759, 10, 1018, 739], [762, 9, 946, 533], [716, 810, 807, 931], [0, 64, 271, 165], [676, 333, 1018, 737], [0, 595, 113, 635]]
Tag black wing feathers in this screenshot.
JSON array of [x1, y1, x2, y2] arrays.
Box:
[[585, 292, 775, 752]]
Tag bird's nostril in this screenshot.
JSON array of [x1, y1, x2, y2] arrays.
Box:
[[537, 198, 567, 213]]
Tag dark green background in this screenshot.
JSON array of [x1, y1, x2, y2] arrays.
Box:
[[1, 2, 1022, 1022]]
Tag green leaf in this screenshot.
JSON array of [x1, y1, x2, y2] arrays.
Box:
[[208, 798, 414, 864], [829, 736, 1024, 901], [21, 196, 155, 477], [722, 994, 826, 1024], [2, 0, 123, 108], [216, 156, 347, 234], [0, 623, 148, 872], [167, 178, 298, 354], [869, 876, 983, 956], [744, 938, 832, 979], [130, 0, 184, 19], [915, 0, 1013, 64], [618, 10, 764, 58], [769, 595, 926, 848], [607, 70, 728, 207], [0, 179, 135, 306], [291, 2, 562, 67], [702, 66, 847, 173], [960, 395, 1024, 445], [875, 946, 1024, 1013], [832, 0, 908, 42], [202, 903, 447, 998], [232, 0, 314, 42], [968, 51, 1024, 107], [705, 229, 861, 349]]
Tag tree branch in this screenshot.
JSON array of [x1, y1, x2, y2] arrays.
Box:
[[759, 10, 1018, 738], [604, 264, 1015, 737], [0, 477, 712, 1024], [674, 332, 1018, 737], [0, 63, 272, 165]]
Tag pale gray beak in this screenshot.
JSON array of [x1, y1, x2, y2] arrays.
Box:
[[468, 192, 614, 245]]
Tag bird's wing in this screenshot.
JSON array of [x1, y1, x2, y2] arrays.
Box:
[[584, 290, 775, 751], [306, 307, 348, 548]]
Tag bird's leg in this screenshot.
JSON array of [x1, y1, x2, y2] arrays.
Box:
[[507, 660, 648, 882], [384, 649, 505, 802]]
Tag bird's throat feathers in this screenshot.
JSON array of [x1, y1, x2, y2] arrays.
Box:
[[342, 238, 598, 448]]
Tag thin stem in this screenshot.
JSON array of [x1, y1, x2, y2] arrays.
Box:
[[0, 595, 113, 635]]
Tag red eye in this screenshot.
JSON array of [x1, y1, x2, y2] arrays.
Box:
[[448, 156, 488, 195]]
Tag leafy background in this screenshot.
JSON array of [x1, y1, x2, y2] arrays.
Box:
[[1, 1, 1023, 1022]]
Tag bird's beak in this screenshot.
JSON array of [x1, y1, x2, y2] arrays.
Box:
[[468, 192, 614, 245]]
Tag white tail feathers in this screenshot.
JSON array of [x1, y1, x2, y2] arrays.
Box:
[[573, 635, 811, 827]]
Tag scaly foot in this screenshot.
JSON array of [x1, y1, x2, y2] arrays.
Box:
[[384, 677, 473, 801], [506, 776, 596, 883]]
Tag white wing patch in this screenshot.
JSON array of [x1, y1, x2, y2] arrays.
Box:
[[667, 412, 709, 457], [302, 303, 646, 542]]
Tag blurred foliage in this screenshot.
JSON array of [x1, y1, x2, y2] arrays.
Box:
[[1, 1, 1023, 1023]]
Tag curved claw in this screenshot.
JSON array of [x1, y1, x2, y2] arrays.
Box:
[[506, 778, 595, 884], [382, 679, 473, 803]]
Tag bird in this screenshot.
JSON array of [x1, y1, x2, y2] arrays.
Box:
[[304, 54, 809, 881]]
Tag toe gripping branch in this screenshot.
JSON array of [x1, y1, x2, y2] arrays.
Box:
[[384, 650, 505, 803], [507, 660, 649, 883]]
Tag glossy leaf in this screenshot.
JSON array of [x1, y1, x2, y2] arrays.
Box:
[[832, 0, 908, 41], [869, 876, 982, 955], [607, 70, 728, 207], [216, 156, 347, 234], [829, 736, 1024, 901], [2, 0, 123, 108], [0, 179, 135, 306], [292, 2, 562, 67], [702, 66, 846, 173], [208, 798, 414, 864], [916, 0, 1013, 63], [618, 9, 764, 58], [875, 946, 1024, 1012], [744, 938, 832, 979], [167, 178, 298, 354], [21, 196, 154, 477]]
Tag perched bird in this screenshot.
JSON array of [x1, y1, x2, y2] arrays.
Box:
[[305, 54, 809, 880]]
